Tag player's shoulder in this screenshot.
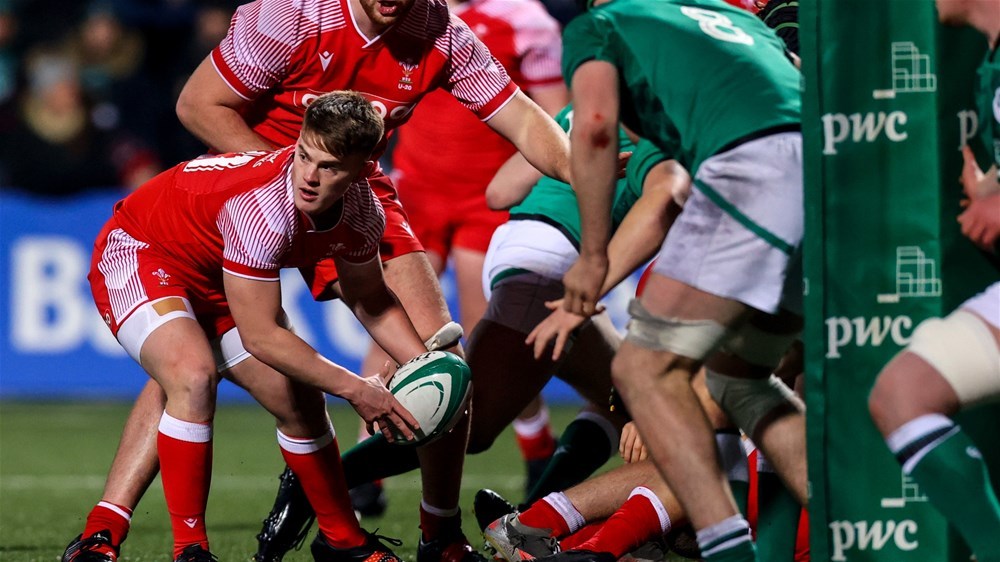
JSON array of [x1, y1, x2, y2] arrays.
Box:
[[181, 148, 293, 193], [249, 0, 349, 33]]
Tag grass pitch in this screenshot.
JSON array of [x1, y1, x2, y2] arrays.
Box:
[[1, 401, 692, 562]]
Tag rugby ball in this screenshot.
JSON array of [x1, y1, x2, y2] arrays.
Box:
[[388, 351, 472, 446]]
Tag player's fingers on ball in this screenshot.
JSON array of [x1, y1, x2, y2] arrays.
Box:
[[379, 423, 395, 443], [388, 413, 415, 440], [394, 400, 420, 430]]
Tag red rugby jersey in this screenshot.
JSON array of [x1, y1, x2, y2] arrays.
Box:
[[391, 0, 562, 192], [111, 148, 384, 300], [211, 0, 520, 152]]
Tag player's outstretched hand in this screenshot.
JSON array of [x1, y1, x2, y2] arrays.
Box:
[[958, 192, 1000, 252], [525, 299, 596, 361], [348, 362, 421, 443], [619, 422, 647, 463], [562, 253, 608, 317]]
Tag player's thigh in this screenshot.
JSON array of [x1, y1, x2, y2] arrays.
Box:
[[871, 293, 1000, 432], [466, 321, 556, 449], [640, 272, 752, 328], [139, 316, 218, 400], [556, 313, 620, 407], [451, 246, 488, 330], [224, 354, 329, 436]]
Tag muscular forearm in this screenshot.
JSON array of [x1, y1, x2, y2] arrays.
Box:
[[351, 294, 426, 366], [487, 91, 571, 184], [570, 125, 616, 258], [485, 152, 543, 210], [176, 104, 276, 153], [242, 327, 362, 398], [518, 113, 571, 183], [600, 196, 675, 297]]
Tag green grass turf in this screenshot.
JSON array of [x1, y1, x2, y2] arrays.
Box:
[[0, 401, 693, 562]]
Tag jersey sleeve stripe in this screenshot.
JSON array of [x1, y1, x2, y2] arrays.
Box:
[[478, 82, 519, 122], [222, 266, 281, 281]]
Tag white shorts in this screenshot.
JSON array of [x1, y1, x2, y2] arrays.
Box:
[[482, 220, 578, 300], [962, 281, 1000, 329], [652, 132, 803, 315], [117, 299, 252, 372]]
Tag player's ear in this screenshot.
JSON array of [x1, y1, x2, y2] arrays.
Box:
[[359, 160, 376, 179]]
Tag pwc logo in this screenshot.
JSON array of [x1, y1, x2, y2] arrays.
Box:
[[829, 519, 919, 561], [294, 90, 416, 127]]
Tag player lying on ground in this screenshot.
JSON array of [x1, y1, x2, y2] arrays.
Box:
[[479, 365, 809, 562], [70, 92, 429, 562]]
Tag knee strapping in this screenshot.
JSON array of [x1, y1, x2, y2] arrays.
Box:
[[720, 323, 799, 369], [625, 299, 729, 361], [907, 310, 1000, 405], [704, 369, 802, 439]]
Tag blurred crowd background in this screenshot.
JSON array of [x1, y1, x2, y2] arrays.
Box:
[[0, 0, 582, 197]]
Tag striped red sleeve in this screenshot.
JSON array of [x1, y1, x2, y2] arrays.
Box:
[[338, 182, 385, 264], [211, 0, 303, 100], [437, 15, 519, 121], [218, 187, 291, 281]]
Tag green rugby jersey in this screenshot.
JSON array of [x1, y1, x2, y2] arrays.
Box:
[[977, 47, 1000, 167], [562, 0, 801, 174], [509, 105, 667, 247]]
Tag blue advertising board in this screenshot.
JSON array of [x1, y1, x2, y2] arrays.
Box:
[[0, 189, 638, 402]]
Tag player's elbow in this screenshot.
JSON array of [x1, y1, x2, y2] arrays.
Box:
[[175, 88, 202, 133], [485, 184, 514, 211], [238, 331, 274, 364], [572, 116, 617, 151]]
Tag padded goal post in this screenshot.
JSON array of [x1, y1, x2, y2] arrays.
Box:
[[801, 1, 1000, 560]]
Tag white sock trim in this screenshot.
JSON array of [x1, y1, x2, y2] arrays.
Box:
[[628, 486, 671, 533], [696, 515, 752, 557], [420, 500, 460, 518], [575, 411, 621, 458], [542, 492, 585, 533], [158, 412, 212, 443], [276, 427, 335, 455], [513, 405, 550, 436], [96, 501, 132, 521], [886, 413, 954, 454]]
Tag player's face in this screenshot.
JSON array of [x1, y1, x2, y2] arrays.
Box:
[[291, 137, 370, 217], [358, 0, 415, 30]]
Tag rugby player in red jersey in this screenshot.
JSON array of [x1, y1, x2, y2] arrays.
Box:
[[62, 1, 571, 561]]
